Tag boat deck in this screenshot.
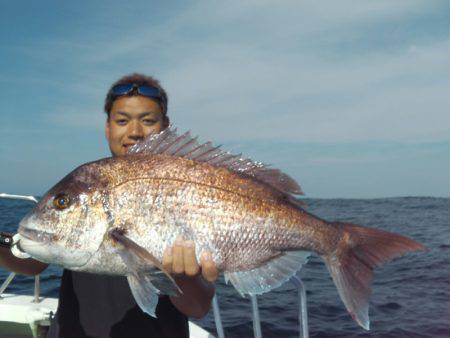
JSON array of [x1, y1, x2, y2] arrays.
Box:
[[0, 293, 214, 338]]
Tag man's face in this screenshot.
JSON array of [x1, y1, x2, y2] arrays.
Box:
[[105, 95, 164, 157]]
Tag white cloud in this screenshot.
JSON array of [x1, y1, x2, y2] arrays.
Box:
[[163, 37, 450, 143], [5, 1, 450, 143], [2, 0, 450, 197]]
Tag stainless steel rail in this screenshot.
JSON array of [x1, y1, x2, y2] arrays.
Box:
[[247, 277, 309, 338], [0, 271, 42, 303], [0, 272, 16, 298], [0, 193, 39, 203], [34, 275, 41, 303], [250, 294, 262, 338], [212, 295, 225, 338], [291, 275, 309, 338], [0, 193, 42, 303]]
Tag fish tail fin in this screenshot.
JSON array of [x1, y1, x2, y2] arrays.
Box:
[[323, 222, 426, 330]]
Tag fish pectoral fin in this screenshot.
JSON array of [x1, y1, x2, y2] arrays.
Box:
[[127, 273, 160, 317], [127, 268, 182, 318], [110, 228, 182, 298], [225, 250, 310, 297], [141, 266, 182, 296]]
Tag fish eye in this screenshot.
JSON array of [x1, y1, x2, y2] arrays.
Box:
[[53, 193, 71, 210]]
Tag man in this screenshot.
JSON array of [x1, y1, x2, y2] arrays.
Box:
[[0, 73, 218, 338]]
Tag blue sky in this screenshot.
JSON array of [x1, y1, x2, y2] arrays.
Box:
[[1, 1, 449, 198]]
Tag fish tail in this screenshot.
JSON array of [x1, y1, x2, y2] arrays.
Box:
[[323, 222, 426, 330]]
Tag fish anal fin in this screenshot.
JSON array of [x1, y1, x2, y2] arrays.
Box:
[[225, 251, 310, 297]]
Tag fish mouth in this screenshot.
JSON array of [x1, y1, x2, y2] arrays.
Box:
[[123, 143, 137, 152], [18, 226, 56, 244]]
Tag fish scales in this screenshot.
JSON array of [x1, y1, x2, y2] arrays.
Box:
[[16, 128, 425, 330], [93, 154, 334, 272]]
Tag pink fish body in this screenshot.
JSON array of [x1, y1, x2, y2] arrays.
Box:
[[17, 128, 425, 329]]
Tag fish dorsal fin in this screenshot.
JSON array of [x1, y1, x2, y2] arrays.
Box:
[[128, 127, 303, 196]]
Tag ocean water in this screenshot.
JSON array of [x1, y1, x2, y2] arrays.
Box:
[[0, 197, 449, 337]]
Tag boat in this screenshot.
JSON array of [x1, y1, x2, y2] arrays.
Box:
[[0, 193, 309, 338], [0, 274, 215, 338]]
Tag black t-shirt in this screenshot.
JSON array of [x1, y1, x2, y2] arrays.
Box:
[[46, 270, 189, 338]]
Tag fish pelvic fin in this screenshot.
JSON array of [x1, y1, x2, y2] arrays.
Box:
[[109, 228, 182, 316], [225, 251, 310, 297], [324, 222, 426, 330], [127, 273, 160, 317]]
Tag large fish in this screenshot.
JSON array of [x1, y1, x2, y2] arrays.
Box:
[[16, 128, 425, 329]]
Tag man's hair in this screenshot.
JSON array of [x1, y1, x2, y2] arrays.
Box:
[[104, 73, 169, 127]]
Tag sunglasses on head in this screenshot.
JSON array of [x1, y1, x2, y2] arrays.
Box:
[[110, 83, 165, 103]]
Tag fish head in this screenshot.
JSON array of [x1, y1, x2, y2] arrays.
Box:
[[18, 161, 111, 268]]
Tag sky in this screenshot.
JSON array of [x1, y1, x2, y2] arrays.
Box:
[[0, 1, 449, 198]]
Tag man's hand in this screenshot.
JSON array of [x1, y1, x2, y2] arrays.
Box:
[[162, 237, 218, 283], [162, 237, 218, 318]]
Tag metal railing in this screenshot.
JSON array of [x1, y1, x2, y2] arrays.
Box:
[[292, 276, 309, 338], [0, 193, 39, 203], [1, 192, 310, 337], [211, 278, 309, 338], [0, 272, 41, 303], [0, 193, 41, 303], [0, 272, 16, 297]]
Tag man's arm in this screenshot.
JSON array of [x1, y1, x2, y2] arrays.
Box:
[[163, 238, 218, 319], [0, 235, 48, 276]]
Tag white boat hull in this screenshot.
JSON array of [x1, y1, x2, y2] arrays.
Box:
[[0, 293, 215, 338]]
